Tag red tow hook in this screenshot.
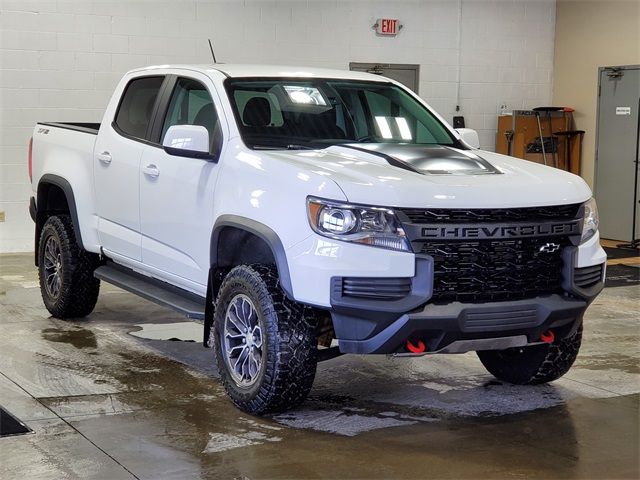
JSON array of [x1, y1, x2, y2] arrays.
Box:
[[406, 339, 427, 353], [540, 330, 555, 343]]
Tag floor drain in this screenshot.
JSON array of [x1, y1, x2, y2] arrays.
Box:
[[0, 407, 32, 437]]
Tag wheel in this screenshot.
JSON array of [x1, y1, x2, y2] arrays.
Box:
[[212, 264, 318, 414], [38, 215, 100, 319], [477, 324, 583, 385]]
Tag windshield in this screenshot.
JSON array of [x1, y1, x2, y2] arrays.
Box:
[[225, 78, 459, 150]]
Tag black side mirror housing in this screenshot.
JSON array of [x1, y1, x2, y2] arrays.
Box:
[[163, 146, 219, 162]]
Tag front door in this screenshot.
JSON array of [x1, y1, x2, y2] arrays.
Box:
[[95, 75, 165, 261], [139, 75, 225, 295], [595, 66, 640, 242]]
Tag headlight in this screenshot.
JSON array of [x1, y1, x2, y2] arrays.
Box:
[[307, 197, 412, 252], [581, 198, 599, 242]]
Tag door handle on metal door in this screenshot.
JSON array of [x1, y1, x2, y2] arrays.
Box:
[[97, 152, 112, 164], [142, 164, 160, 178]]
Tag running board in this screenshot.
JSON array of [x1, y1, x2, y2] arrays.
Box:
[[94, 263, 206, 320]]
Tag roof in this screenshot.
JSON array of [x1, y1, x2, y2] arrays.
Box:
[[134, 64, 390, 82]]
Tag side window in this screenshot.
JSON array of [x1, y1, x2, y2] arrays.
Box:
[[161, 78, 222, 156], [114, 76, 164, 139]]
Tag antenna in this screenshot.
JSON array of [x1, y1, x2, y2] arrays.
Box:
[[208, 39, 217, 64]]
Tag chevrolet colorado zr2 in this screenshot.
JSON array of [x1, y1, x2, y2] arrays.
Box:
[[28, 64, 606, 414]]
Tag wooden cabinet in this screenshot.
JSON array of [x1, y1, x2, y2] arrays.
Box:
[[495, 110, 583, 175]]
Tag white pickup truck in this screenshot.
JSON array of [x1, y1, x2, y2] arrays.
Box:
[[29, 64, 606, 414]]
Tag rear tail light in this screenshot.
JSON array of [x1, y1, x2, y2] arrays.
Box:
[[28, 137, 33, 183]]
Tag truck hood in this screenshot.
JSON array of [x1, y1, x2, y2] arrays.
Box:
[[262, 144, 592, 208]]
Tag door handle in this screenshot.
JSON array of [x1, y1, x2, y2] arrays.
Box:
[[97, 151, 112, 164], [142, 164, 160, 178]]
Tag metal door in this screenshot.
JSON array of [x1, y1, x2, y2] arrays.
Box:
[[595, 65, 640, 242], [349, 63, 419, 93], [139, 73, 225, 294]]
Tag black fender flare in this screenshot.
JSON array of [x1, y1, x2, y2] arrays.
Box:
[[35, 175, 84, 260], [204, 215, 295, 347], [209, 215, 294, 298]]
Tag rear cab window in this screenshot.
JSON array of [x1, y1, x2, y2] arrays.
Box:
[[114, 76, 164, 140]]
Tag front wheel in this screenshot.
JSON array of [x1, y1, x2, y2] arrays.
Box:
[[212, 264, 318, 414], [477, 324, 583, 385]]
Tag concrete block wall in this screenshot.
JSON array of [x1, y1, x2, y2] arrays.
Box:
[[0, 0, 555, 253]]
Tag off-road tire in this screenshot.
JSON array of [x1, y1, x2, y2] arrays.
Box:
[[38, 215, 100, 319], [477, 324, 583, 385], [212, 264, 318, 414]]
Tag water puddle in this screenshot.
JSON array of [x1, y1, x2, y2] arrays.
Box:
[[272, 409, 418, 436], [129, 322, 202, 342], [42, 327, 98, 349], [202, 430, 282, 453]]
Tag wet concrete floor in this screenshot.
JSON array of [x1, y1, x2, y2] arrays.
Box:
[[0, 253, 638, 479]]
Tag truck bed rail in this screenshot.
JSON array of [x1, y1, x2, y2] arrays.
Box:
[[38, 122, 100, 135]]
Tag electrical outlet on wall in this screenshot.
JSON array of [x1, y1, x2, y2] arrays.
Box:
[[498, 103, 510, 115]]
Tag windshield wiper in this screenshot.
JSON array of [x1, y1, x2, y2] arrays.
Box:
[[252, 145, 282, 150], [252, 144, 317, 151], [285, 144, 316, 150]]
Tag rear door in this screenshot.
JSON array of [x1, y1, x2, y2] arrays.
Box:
[[139, 73, 225, 294], [94, 75, 165, 261]]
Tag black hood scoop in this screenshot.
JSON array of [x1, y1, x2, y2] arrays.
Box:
[[340, 144, 502, 176]]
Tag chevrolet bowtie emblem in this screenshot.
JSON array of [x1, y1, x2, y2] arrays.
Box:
[[539, 242, 561, 253]]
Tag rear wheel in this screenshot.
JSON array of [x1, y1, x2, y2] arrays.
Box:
[[213, 264, 317, 414], [38, 215, 100, 319], [477, 324, 583, 385]]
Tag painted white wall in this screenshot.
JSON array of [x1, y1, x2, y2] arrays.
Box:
[[0, 0, 555, 253], [554, 0, 640, 188]]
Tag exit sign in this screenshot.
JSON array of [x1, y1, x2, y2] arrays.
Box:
[[375, 18, 401, 36]]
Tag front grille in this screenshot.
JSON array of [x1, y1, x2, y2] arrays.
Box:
[[339, 277, 412, 301], [419, 238, 568, 303], [399, 204, 581, 224], [574, 264, 603, 288]]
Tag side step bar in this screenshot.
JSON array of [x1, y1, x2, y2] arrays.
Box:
[[94, 263, 206, 320]]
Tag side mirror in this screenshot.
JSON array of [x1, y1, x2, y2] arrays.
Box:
[[162, 125, 215, 160], [455, 128, 480, 149]]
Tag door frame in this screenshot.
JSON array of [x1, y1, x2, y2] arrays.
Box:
[[349, 62, 420, 93], [594, 64, 640, 241]]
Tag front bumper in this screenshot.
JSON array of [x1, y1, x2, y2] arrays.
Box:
[[335, 294, 589, 354], [330, 252, 605, 355]]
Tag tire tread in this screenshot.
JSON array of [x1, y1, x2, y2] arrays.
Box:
[[477, 325, 583, 385], [213, 264, 317, 414], [38, 215, 100, 319]]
